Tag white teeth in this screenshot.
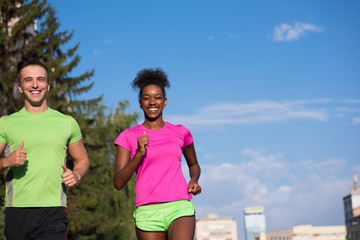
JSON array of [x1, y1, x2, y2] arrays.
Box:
[[31, 91, 40, 94], [149, 108, 158, 111]]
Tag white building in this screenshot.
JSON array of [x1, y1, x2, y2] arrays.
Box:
[[254, 225, 346, 240], [195, 213, 238, 240]]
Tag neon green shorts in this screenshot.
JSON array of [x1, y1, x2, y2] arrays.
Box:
[[133, 200, 195, 232]]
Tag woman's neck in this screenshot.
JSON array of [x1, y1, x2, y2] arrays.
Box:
[[142, 119, 165, 130]]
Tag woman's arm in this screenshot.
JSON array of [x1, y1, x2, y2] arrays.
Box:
[[113, 131, 149, 190], [183, 142, 201, 195]]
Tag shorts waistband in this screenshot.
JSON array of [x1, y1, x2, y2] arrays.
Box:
[[136, 200, 190, 210]]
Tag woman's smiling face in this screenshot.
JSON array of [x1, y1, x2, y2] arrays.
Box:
[[139, 84, 167, 120]]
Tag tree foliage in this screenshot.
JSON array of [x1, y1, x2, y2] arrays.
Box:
[[67, 101, 138, 240], [0, 0, 45, 116], [0, 1, 138, 239]]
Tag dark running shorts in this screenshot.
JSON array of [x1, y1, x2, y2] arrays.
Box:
[[4, 207, 68, 240]]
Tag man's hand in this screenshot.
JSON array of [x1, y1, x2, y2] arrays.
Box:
[[6, 141, 27, 167], [61, 164, 81, 187]]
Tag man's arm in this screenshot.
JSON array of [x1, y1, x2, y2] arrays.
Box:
[[0, 142, 7, 170], [62, 140, 90, 187], [0, 141, 27, 171]]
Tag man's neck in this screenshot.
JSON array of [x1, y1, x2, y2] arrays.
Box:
[[24, 100, 49, 113]]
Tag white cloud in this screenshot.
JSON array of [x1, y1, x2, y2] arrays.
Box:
[[104, 39, 114, 44], [184, 149, 350, 238], [335, 107, 359, 113], [343, 99, 360, 104], [354, 165, 360, 174], [92, 50, 103, 56], [273, 22, 323, 42], [294, 158, 346, 173], [229, 34, 238, 39], [353, 117, 360, 125], [166, 99, 360, 128], [203, 154, 216, 160]]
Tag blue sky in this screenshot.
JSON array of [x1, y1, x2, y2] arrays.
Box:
[[52, 0, 360, 239]]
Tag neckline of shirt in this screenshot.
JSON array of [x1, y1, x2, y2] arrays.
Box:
[[21, 107, 51, 116], [140, 121, 168, 131]]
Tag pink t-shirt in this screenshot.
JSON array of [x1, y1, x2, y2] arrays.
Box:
[[114, 122, 194, 207]]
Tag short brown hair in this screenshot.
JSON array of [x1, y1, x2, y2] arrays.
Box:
[[17, 56, 49, 84]]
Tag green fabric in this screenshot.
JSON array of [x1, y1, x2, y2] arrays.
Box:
[[0, 108, 82, 207], [133, 200, 195, 231]]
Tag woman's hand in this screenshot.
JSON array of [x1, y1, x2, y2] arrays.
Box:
[[137, 131, 149, 156], [188, 179, 201, 195]]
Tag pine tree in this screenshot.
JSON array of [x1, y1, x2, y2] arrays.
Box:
[[0, 0, 99, 116], [67, 101, 138, 240], [0, 1, 139, 239], [0, 0, 46, 116]]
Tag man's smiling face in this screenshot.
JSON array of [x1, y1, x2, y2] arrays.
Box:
[[18, 65, 50, 107]]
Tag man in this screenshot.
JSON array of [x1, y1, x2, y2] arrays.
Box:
[[0, 56, 90, 239]]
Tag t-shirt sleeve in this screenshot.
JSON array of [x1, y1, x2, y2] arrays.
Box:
[[114, 129, 131, 151], [68, 117, 82, 144], [0, 117, 7, 144], [182, 125, 193, 147]]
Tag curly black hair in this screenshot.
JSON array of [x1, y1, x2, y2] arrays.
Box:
[[132, 68, 171, 99]]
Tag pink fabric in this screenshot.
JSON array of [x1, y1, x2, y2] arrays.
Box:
[[114, 122, 193, 207]]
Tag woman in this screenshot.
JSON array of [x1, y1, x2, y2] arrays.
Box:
[[113, 68, 201, 240]]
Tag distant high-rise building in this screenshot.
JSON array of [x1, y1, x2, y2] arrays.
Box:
[[244, 206, 266, 240], [253, 224, 346, 240], [343, 174, 360, 240], [195, 213, 238, 240]]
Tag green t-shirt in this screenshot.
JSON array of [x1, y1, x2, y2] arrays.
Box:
[[0, 107, 82, 207]]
